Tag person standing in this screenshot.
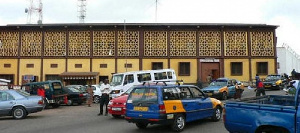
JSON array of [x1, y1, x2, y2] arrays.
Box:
[[234, 81, 243, 100], [255, 74, 260, 87], [98, 79, 111, 116], [86, 85, 94, 107], [206, 74, 212, 84], [255, 80, 266, 97]]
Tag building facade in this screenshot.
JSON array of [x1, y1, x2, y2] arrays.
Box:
[[277, 45, 300, 75], [0, 23, 277, 85]]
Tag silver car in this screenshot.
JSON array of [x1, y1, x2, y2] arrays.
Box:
[[0, 90, 45, 119]]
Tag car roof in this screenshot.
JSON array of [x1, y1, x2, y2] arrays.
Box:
[[134, 84, 196, 89]]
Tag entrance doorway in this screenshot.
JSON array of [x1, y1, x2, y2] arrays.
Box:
[[201, 63, 220, 83], [70, 80, 87, 85]]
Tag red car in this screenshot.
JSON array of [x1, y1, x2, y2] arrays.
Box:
[[108, 87, 133, 118]]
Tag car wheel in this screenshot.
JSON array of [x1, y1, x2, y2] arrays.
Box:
[[222, 92, 227, 100], [67, 100, 73, 106], [93, 96, 100, 103], [52, 103, 60, 108], [171, 114, 185, 132], [136, 122, 148, 129], [211, 106, 222, 122], [12, 106, 27, 119]]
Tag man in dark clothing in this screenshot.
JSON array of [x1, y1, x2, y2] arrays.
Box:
[[98, 79, 111, 116]]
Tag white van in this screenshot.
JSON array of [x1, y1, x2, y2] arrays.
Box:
[[110, 69, 177, 98]]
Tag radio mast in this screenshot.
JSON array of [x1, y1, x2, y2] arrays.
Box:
[[78, 0, 87, 23], [25, 0, 43, 24]]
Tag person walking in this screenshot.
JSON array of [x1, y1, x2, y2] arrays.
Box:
[[255, 80, 266, 97], [86, 85, 94, 107], [255, 74, 260, 87], [234, 81, 243, 100], [98, 79, 111, 116]]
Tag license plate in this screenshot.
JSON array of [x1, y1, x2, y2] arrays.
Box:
[[265, 85, 271, 87], [207, 93, 212, 96], [112, 107, 122, 111], [134, 106, 148, 111]]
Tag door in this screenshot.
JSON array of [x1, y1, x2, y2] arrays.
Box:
[[201, 63, 220, 83], [179, 87, 198, 122], [227, 79, 236, 97], [189, 87, 213, 119], [0, 92, 15, 115]]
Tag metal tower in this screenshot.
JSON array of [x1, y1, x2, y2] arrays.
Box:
[[25, 0, 43, 24], [78, 0, 87, 23]]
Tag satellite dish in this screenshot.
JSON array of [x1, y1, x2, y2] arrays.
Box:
[[25, 8, 28, 13]]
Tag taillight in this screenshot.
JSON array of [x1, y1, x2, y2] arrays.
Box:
[[159, 104, 166, 114], [38, 100, 44, 105], [79, 94, 83, 97]]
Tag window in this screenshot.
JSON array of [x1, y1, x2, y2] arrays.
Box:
[[154, 72, 168, 80], [179, 87, 192, 99], [75, 64, 82, 68], [179, 62, 190, 76], [167, 71, 173, 79], [0, 92, 14, 101], [231, 62, 243, 76], [4, 64, 11, 68], [26, 64, 34, 68], [277, 62, 280, 69], [124, 63, 132, 68], [124, 74, 134, 85], [137, 73, 151, 82], [189, 87, 204, 98], [152, 62, 163, 70], [0, 74, 14, 84], [162, 87, 180, 100], [100, 64, 107, 68], [257, 62, 268, 75], [50, 64, 58, 68]]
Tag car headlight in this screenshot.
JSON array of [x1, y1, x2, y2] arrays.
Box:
[[108, 101, 113, 105], [213, 90, 219, 94], [123, 102, 126, 106]]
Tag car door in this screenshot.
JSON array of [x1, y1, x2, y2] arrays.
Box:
[[179, 87, 200, 122], [227, 79, 236, 97], [189, 86, 214, 119], [0, 92, 15, 115]]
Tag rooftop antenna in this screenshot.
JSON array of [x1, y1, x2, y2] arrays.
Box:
[[78, 0, 87, 23], [155, 0, 158, 22], [25, 0, 43, 24]]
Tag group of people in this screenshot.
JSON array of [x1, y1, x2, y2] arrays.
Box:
[[85, 79, 111, 116]]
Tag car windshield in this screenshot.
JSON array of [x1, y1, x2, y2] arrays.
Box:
[[111, 74, 124, 86], [124, 86, 134, 95], [209, 80, 227, 86], [128, 88, 158, 103], [265, 75, 280, 81], [15, 89, 31, 97], [52, 82, 63, 90]]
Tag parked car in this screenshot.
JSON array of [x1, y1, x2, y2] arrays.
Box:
[[90, 84, 102, 103], [0, 90, 44, 119], [125, 83, 223, 132], [108, 87, 134, 118], [263, 74, 285, 90], [63, 87, 86, 106], [21, 80, 66, 108], [66, 85, 87, 93], [202, 78, 244, 100]]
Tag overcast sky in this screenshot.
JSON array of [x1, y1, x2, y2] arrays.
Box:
[[0, 0, 300, 54]]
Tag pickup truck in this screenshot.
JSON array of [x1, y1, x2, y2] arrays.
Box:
[[223, 89, 300, 133]]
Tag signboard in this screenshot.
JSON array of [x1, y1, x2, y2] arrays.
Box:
[[200, 58, 219, 62], [24, 75, 34, 80]]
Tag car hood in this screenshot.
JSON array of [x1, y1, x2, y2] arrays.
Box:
[[202, 86, 224, 91], [111, 95, 128, 102]]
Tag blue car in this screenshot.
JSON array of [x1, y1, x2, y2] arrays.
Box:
[[0, 90, 45, 119], [202, 78, 244, 100]]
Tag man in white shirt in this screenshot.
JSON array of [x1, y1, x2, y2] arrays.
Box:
[[98, 79, 111, 116]]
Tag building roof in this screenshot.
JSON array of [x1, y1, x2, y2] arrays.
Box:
[[1, 23, 278, 29]]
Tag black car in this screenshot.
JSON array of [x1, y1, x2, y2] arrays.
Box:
[[63, 87, 86, 105]]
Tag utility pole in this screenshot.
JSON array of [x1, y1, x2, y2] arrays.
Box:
[[78, 0, 87, 23], [25, 0, 43, 24]]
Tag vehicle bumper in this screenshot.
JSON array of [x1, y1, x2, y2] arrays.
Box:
[[125, 114, 174, 125], [27, 106, 44, 113], [108, 107, 126, 115]]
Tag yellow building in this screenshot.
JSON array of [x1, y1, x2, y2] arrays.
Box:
[[0, 23, 277, 85]]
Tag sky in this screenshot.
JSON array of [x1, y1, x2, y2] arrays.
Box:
[[0, 0, 300, 54]]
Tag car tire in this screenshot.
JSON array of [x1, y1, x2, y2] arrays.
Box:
[[222, 92, 227, 100], [12, 106, 27, 119], [171, 114, 185, 132], [52, 103, 60, 108], [136, 122, 148, 129], [211, 106, 222, 122], [93, 96, 100, 103], [67, 100, 73, 106]]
